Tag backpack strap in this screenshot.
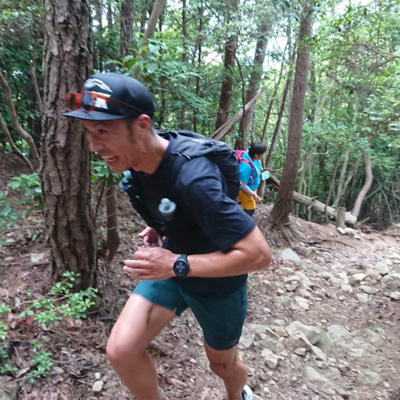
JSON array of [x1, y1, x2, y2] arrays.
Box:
[[236, 151, 255, 185]]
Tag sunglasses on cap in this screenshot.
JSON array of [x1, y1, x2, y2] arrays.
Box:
[[65, 91, 144, 115]]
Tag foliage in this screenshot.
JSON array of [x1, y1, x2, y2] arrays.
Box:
[[0, 173, 44, 229], [0, 271, 98, 382], [0, 0, 399, 225], [91, 160, 121, 185], [0, 191, 21, 229], [6, 173, 43, 208]]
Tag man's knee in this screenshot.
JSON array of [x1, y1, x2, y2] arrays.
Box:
[[209, 359, 230, 379], [106, 330, 141, 367]]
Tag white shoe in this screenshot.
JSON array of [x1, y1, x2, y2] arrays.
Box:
[[242, 385, 254, 400]]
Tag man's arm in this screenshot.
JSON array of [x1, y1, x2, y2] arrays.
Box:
[[123, 225, 271, 281]]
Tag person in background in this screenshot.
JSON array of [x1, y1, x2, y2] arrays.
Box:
[[238, 141, 267, 217], [64, 72, 271, 400]]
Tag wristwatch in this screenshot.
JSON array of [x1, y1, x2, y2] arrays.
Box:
[[173, 254, 190, 278]]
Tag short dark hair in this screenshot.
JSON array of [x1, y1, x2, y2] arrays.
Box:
[[249, 141, 267, 157]]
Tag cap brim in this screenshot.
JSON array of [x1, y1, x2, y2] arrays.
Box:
[[63, 109, 126, 121]]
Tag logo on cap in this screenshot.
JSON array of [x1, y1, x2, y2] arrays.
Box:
[[84, 78, 112, 93]]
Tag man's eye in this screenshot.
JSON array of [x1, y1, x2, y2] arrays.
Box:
[[98, 129, 108, 135]]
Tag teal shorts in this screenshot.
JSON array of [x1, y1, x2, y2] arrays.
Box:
[[133, 279, 247, 351]]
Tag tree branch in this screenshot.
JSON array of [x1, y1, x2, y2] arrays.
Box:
[[0, 113, 34, 172], [0, 69, 40, 169]]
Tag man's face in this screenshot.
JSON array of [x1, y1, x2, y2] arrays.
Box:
[[83, 119, 139, 173]]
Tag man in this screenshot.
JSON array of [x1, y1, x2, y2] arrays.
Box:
[[64, 72, 271, 400], [238, 142, 267, 217]]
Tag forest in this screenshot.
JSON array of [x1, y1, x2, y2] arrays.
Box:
[[0, 0, 400, 399]]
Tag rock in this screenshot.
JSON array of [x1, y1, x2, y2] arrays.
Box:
[[94, 372, 101, 380], [303, 366, 348, 396], [270, 326, 288, 338], [285, 281, 299, 292], [341, 284, 353, 293], [286, 321, 323, 345], [285, 326, 327, 361], [360, 285, 378, 294], [239, 331, 254, 349], [349, 273, 367, 285], [356, 293, 370, 303], [281, 248, 301, 264], [0, 384, 18, 400], [92, 380, 104, 393], [389, 291, 400, 300], [365, 268, 382, 281], [294, 347, 307, 356], [382, 273, 400, 291], [357, 370, 382, 386], [349, 348, 366, 358], [327, 325, 352, 340], [373, 263, 390, 276], [276, 296, 292, 307], [295, 296, 310, 310], [261, 348, 280, 369]]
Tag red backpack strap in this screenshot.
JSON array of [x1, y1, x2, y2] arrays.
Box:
[[236, 150, 254, 184]]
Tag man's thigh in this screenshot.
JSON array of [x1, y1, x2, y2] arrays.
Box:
[[185, 283, 248, 351], [109, 288, 178, 352]]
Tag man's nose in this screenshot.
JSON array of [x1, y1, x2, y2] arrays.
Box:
[[86, 134, 104, 153], [89, 141, 104, 153]]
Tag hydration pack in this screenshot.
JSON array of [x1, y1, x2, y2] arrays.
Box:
[[120, 130, 240, 234]]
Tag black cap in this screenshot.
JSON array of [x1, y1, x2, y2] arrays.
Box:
[[63, 72, 155, 121]]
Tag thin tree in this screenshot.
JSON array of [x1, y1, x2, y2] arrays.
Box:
[[271, 2, 314, 229], [238, 18, 271, 148], [41, 0, 97, 289], [214, 0, 238, 131]]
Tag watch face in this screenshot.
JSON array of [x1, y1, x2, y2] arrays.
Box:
[[174, 259, 189, 277]]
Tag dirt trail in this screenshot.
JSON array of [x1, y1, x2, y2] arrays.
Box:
[[1, 200, 399, 400]]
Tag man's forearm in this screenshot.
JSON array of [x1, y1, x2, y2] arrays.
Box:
[[187, 227, 271, 278]]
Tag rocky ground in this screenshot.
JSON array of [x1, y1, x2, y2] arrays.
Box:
[[1, 183, 400, 399]]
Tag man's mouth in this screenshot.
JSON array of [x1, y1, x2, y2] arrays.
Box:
[[102, 155, 118, 164]]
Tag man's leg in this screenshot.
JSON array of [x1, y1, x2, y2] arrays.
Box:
[[106, 294, 176, 399], [204, 343, 248, 400]]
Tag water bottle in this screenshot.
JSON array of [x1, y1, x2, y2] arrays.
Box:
[[158, 198, 176, 221]]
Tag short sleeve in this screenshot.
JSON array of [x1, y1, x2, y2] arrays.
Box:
[[239, 162, 252, 183], [175, 157, 255, 252]]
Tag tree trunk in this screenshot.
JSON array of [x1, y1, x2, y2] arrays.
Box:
[[41, 0, 97, 290], [93, 0, 103, 71], [269, 174, 357, 226], [107, 0, 113, 30], [351, 150, 373, 219], [324, 153, 341, 223], [120, 0, 135, 59], [179, 0, 189, 129], [271, 2, 314, 227], [105, 184, 120, 261], [214, 2, 238, 131], [239, 20, 271, 142], [140, 0, 165, 56], [265, 51, 295, 169], [333, 150, 349, 207], [193, 4, 204, 132], [211, 89, 266, 141], [0, 70, 40, 170]]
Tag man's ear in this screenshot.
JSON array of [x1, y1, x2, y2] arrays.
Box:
[[136, 114, 152, 131]]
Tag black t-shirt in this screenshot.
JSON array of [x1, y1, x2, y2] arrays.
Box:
[[133, 134, 255, 299]]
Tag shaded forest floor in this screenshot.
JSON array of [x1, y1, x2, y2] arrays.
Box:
[[1, 154, 400, 400]]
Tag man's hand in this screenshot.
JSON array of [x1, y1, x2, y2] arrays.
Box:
[[139, 227, 160, 247], [123, 247, 176, 280]]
